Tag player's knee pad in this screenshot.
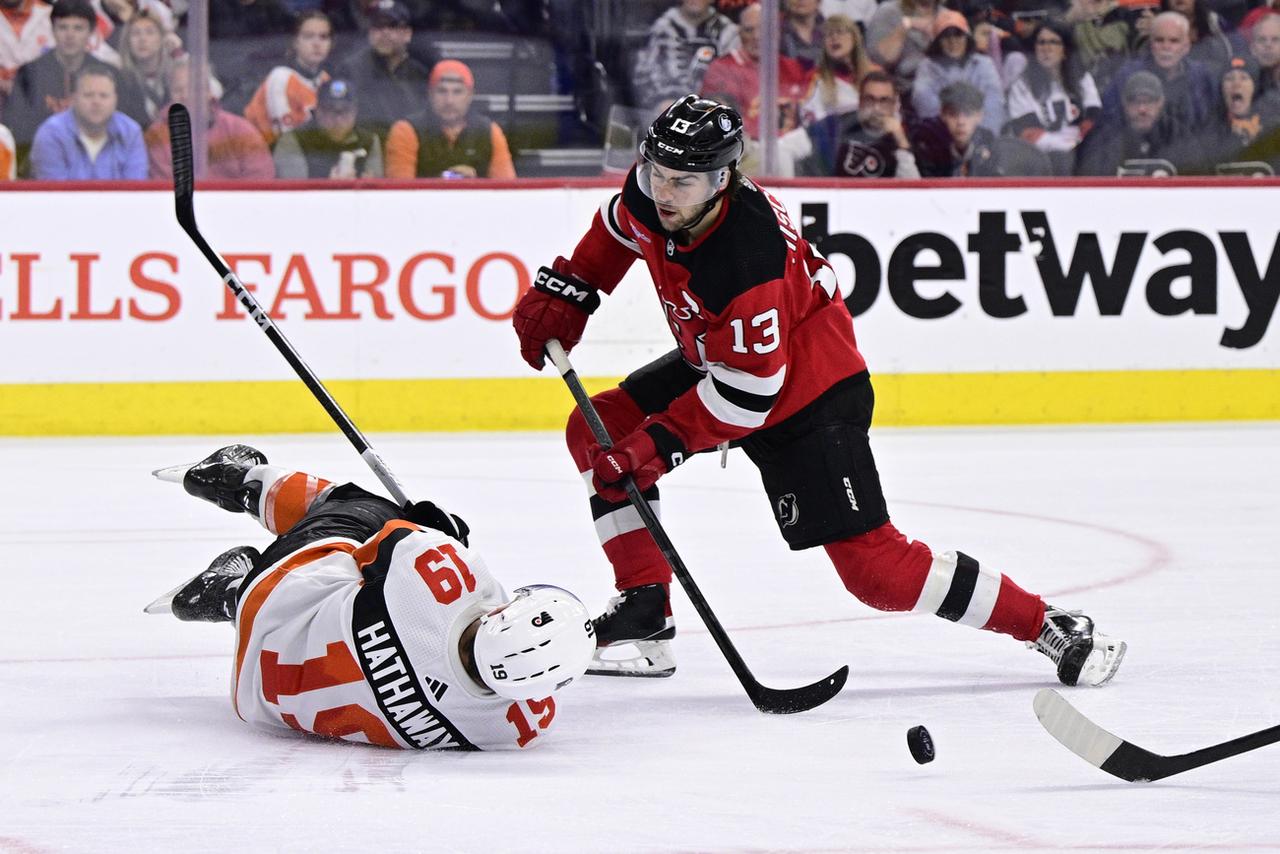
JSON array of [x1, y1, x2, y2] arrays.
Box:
[[565, 387, 647, 472], [824, 523, 933, 612]]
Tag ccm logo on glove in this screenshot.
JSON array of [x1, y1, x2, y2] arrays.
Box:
[[591, 423, 688, 502], [534, 267, 601, 312]]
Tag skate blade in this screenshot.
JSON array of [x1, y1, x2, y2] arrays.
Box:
[[152, 461, 195, 483], [586, 640, 676, 678], [142, 579, 187, 615], [1082, 637, 1127, 687]]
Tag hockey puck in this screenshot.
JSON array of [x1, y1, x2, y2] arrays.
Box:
[[907, 725, 935, 764]]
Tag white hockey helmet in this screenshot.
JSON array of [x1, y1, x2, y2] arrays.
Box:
[[473, 585, 596, 700]]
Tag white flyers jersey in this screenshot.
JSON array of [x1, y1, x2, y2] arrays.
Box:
[[232, 520, 562, 751]]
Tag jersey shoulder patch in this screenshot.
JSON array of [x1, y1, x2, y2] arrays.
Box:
[[689, 182, 789, 315]]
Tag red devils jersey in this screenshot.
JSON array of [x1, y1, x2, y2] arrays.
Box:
[[562, 166, 867, 452]]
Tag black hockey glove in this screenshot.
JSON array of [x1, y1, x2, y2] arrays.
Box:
[[404, 500, 471, 547]]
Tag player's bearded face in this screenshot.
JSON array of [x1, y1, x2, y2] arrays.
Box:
[[638, 162, 727, 230]]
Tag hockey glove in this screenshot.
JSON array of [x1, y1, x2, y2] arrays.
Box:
[[512, 259, 601, 370], [404, 500, 471, 547], [590, 422, 688, 503]]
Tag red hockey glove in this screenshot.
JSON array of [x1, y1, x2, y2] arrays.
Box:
[[590, 422, 689, 503], [512, 260, 601, 370]]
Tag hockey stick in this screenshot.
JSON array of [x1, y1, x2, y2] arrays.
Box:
[[1034, 688, 1280, 782], [545, 339, 849, 715], [167, 103, 409, 507]]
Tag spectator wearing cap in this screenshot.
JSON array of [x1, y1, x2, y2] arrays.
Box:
[[385, 59, 514, 178], [335, 0, 435, 139], [6, 0, 143, 170], [30, 64, 145, 178], [1102, 12, 1219, 133], [273, 77, 383, 177], [0, 121, 14, 178], [632, 0, 738, 114], [911, 10, 1005, 132], [1172, 54, 1280, 170], [0, 0, 54, 112], [146, 57, 274, 181], [866, 0, 943, 93], [701, 3, 808, 139], [1249, 14, 1280, 93], [1076, 70, 1178, 173], [244, 10, 334, 145], [1007, 20, 1103, 175], [914, 80, 1048, 175]]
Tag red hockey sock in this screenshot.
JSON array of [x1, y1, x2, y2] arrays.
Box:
[[566, 387, 671, 590], [825, 523, 1045, 642]]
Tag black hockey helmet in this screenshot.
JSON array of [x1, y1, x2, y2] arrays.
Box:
[[640, 95, 744, 173]]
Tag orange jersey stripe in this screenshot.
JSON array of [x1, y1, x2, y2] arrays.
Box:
[[232, 540, 356, 718], [352, 519, 420, 574]]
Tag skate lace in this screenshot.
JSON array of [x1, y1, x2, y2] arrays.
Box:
[[1034, 607, 1085, 662]]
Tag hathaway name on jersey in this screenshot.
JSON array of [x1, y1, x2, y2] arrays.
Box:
[[233, 522, 557, 751]]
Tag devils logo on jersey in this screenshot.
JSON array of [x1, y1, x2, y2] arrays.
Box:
[[776, 493, 799, 527]]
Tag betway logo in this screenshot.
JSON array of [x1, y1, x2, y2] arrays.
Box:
[[802, 204, 1279, 349]]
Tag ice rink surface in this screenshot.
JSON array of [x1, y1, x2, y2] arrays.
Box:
[[2, 423, 1278, 853]]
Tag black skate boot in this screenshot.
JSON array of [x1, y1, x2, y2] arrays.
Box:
[[587, 584, 676, 677], [1030, 605, 1127, 687], [143, 546, 260, 622], [156, 444, 268, 515]]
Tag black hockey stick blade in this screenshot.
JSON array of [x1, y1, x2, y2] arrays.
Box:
[[748, 665, 849, 715], [1034, 688, 1280, 782], [168, 103, 196, 232], [544, 339, 848, 715]]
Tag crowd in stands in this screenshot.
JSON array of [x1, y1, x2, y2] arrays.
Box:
[[647, 0, 1280, 176], [1, 0, 1278, 180]]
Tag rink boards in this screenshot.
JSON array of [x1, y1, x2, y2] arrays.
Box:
[[0, 179, 1276, 434]]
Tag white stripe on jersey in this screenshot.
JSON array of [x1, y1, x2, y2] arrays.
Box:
[[696, 370, 780, 429], [600, 196, 641, 255], [707, 360, 786, 398]]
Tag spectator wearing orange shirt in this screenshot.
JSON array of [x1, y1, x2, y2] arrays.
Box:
[[385, 59, 515, 179], [243, 10, 333, 145], [0, 0, 53, 110], [0, 121, 14, 177]]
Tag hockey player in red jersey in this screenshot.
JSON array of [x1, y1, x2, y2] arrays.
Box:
[[512, 95, 1126, 688], [145, 445, 595, 750]]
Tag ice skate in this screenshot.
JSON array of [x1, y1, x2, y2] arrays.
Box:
[[587, 583, 677, 678], [1030, 606, 1127, 687], [144, 546, 260, 622], [154, 444, 267, 515]]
